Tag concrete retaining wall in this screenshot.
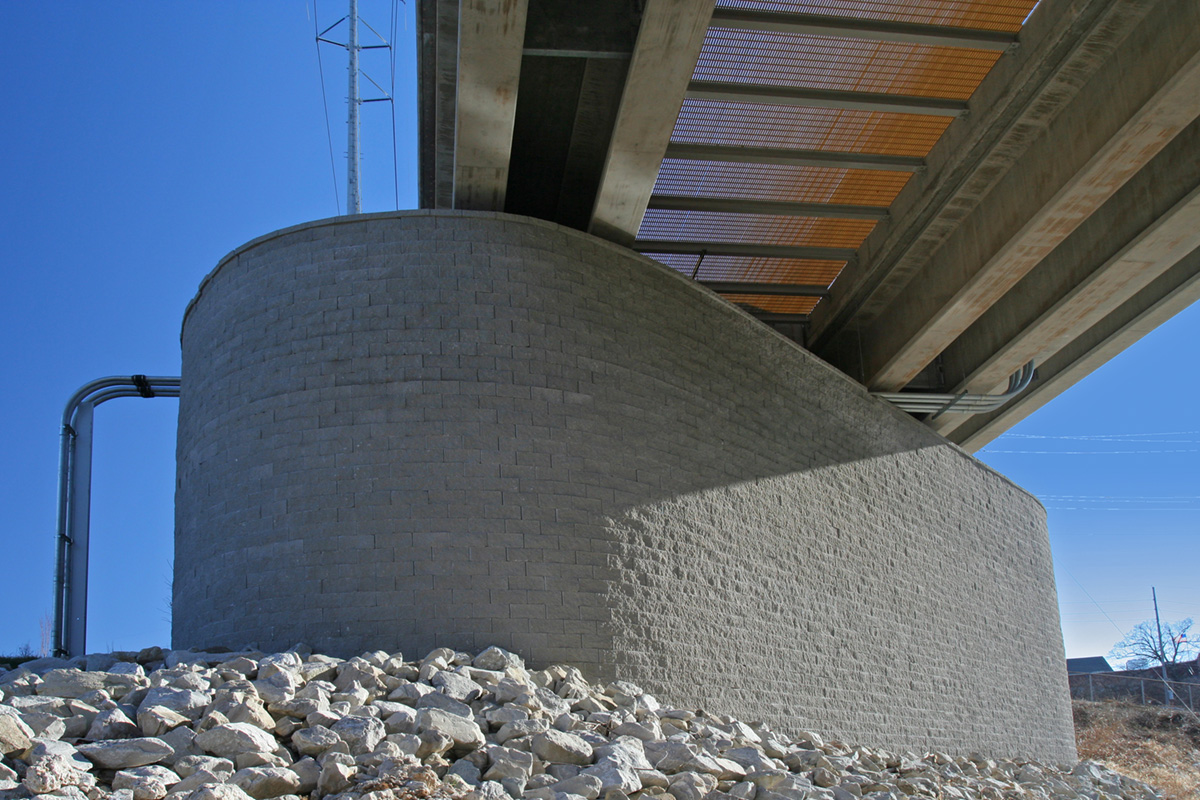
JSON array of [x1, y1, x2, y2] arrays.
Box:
[[175, 211, 1075, 760]]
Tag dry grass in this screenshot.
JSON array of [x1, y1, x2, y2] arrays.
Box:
[[1074, 700, 1200, 800]]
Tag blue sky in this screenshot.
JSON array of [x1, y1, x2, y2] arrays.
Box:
[[1, 2, 1195, 662]]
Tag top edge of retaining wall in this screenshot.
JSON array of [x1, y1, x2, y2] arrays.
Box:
[[179, 209, 1042, 507]]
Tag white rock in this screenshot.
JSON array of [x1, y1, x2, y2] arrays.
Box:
[[139, 705, 193, 737], [316, 755, 356, 796], [36, 669, 108, 698], [194, 723, 279, 758], [551, 773, 604, 800], [175, 755, 235, 780], [416, 707, 485, 753], [229, 766, 301, 799], [287, 757, 319, 795], [140, 687, 211, 721], [496, 718, 549, 744], [483, 746, 534, 782], [670, 772, 718, 800], [88, 707, 142, 739], [22, 755, 97, 794], [0, 707, 34, 754], [112, 766, 180, 800], [532, 730, 594, 766], [23, 738, 92, 771], [472, 647, 523, 672], [185, 784, 257, 800], [291, 725, 341, 756], [330, 713, 386, 753], [432, 670, 484, 702], [77, 737, 176, 769]]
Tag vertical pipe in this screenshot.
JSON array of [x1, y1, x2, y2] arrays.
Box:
[[1088, 674, 1094, 702], [52, 420, 76, 656], [64, 402, 95, 657], [347, 0, 362, 214]]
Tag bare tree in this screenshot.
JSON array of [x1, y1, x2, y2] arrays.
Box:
[[1109, 618, 1197, 667]]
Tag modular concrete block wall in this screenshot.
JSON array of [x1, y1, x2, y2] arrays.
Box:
[[176, 211, 1075, 761]]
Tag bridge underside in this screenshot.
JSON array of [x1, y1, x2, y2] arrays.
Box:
[[418, 0, 1200, 450]]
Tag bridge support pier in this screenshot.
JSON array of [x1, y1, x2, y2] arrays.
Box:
[[175, 211, 1074, 761]]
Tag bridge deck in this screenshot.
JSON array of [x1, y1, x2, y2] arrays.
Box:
[[418, 0, 1200, 450]]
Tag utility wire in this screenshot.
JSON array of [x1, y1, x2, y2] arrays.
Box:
[[314, 0, 342, 215]]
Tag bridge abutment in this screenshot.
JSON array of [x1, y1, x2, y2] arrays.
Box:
[[175, 211, 1074, 760]]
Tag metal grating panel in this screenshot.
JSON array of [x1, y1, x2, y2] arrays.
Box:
[[697, 30, 1001, 99], [636, 0, 1039, 320], [645, 253, 846, 284], [672, 100, 951, 154], [712, 0, 1039, 32], [724, 294, 820, 314], [655, 160, 912, 205], [639, 210, 875, 247]]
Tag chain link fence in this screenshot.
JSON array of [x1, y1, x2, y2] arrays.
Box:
[[1069, 668, 1200, 712]]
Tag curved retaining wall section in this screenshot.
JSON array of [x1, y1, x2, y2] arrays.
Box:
[[176, 211, 1074, 760]]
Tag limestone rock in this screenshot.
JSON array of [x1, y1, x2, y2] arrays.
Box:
[[229, 767, 301, 799], [194, 723, 279, 758], [111, 766, 180, 800], [140, 687, 211, 721], [139, 705, 193, 737], [472, 647, 523, 672], [22, 755, 97, 795], [88, 707, 142, 740], [77, 738, 175, 769], [416, 708, 485, 753], [330, 713, 386, 753], [533, 730, 594, 766], [184, 783, 257, 800], [291, 724, 340, 756], [0, 708, 34, 755], [174, 756, 235, 780]]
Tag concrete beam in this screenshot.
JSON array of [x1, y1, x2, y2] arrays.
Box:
[[417, 0, 459, 208], [708, 7, 1017, 51], [930, 120, 1200, 437], [686, 81, 967, 117], [664, 143, 925, 172], [806, 0, 1160, 373], [950, 246, 1200, 452], [588, 0, 716, 246], [648, 195, 889, 220], [453, 0, 529, 211], [839, 0, 1200, 390]]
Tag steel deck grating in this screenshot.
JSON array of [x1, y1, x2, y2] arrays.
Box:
[[725, 294, 820, 314], [655, 159, 912, 205], [636, 0, 1040, 313], [712, 0, 1039, 32], [645, 253, 846, 284], [697, 30, 1000, 99], [640, 210, 876, 247], [671, 101, 951, 155]]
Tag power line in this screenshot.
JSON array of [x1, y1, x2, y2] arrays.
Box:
[[313, 0, 343, 215]]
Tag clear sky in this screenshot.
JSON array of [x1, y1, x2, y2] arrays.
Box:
[[1, 3, 1195, 663]]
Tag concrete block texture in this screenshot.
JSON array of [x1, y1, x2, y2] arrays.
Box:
[[176, 210, 1075, 761]]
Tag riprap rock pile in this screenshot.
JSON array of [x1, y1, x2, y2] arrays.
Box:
[[0, 646, 1157, 800]]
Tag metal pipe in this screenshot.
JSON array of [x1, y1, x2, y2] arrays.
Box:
[[53, 375, 181, 657], [872, 361, 1035, 417]]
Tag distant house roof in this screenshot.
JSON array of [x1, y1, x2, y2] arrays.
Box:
[[1067, 657, 1113, 673]]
